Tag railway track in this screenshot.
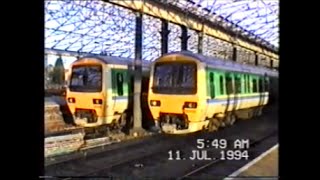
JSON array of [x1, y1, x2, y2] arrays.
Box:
[[45, 134, 197, 179], [45, 132, 157, 167], [45, 105, 278, 179], [44, 95, 157, 159], [84, 107, 277, 178], [177, 131, 278, 179], [60, 138, 189, 179]]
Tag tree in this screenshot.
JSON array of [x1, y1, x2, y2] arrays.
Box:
[[51, 56, 65, 85]]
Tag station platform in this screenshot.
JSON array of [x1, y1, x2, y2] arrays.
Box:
[[226, 144, 278, 179]]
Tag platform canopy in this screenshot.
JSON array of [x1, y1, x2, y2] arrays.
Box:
[[45, 0, 278, 62], [168, 0, 278, 48]]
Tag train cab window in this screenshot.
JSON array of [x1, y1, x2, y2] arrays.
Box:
[[69, 65, 102, 92], [209, 72, 215, 98], [259, 78, 264, 92], [252, 79, 258, 93], [219, 75, 224, 95], [116, 73, 124, 96], [226, 74, 234, 94], [153, 62, 197, 94]]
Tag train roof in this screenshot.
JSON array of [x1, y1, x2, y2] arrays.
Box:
[[74, 55, 151, 68], [158, 51, 279, 77]]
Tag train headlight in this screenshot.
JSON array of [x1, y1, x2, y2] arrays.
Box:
[[93, 99, 103, 105], [150, 100, 161, 106], [67, 97, 75, 103], [184, 102, 197, 109]]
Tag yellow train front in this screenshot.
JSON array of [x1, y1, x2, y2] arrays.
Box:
[[66, 55, 150, 128], [148, 51, 278, 134]]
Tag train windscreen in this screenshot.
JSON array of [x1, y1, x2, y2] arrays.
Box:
[[69, 65, 102, 92], [152, 62, 197, 94]]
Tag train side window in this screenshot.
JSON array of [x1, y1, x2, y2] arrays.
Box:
[[244, 74, 247, 93], [219, 75, 224, 95], [247, 75, 251, 93], [264, 78, 269, 92], [226, 74, 234, 94], [259, 78, 264, 92], [252, 78, 257, 93], [116, 73, 124, 96], [235, 75, 241, 94], [209, 72, 215, 98], [242, 75, 245, 93]]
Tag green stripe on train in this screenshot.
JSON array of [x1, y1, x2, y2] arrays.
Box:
[[205, 67, 269, 99]]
